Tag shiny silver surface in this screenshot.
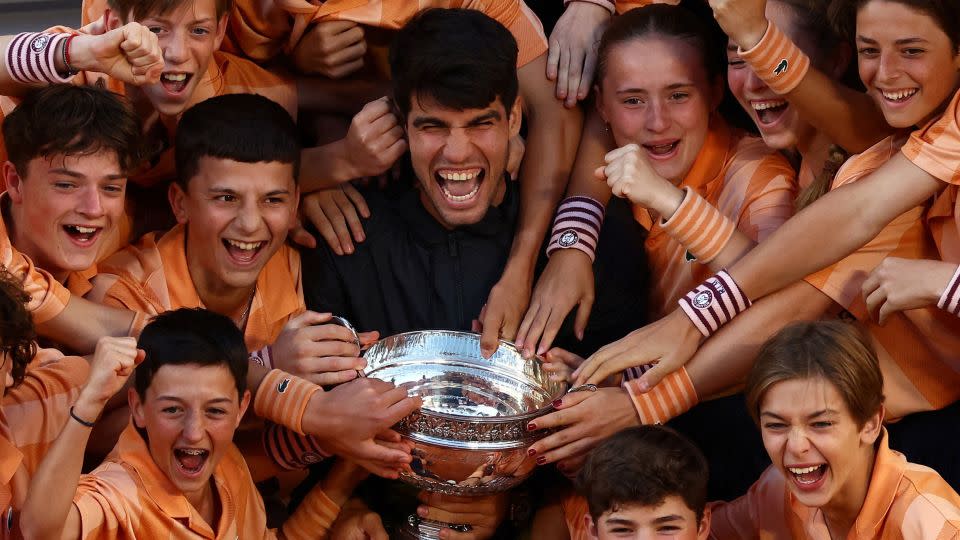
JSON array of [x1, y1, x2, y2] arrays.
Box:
[[363, 331, 566, 497]]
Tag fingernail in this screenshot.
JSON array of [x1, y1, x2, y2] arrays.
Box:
[[576, 330, 584, 341], [515, 338, 525, 348], [526, 422, 537, 431], [345, 246, 354, 254], [527, 447, 536, 457], [536, 456, 547, 465], [417, 506, 428, 518], [552, 399, 563, 408]]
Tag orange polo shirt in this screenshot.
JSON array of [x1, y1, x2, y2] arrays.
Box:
[[73, 423, 340, 539], [0, 354, 90, 538], [83, 0, 548, 70], [633, 119, 798, 318], [804, 134, 960, 419], [87, 224, 305, 353], [0, 202, 72, 326], [710, 430, 960, 539]]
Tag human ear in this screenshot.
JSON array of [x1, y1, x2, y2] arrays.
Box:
[[859, 406, 884, 446], [129, 387, 147, 428], [168, 182, 189, 224], [236, 390, 251, 428], [2, 162, 25, 204]]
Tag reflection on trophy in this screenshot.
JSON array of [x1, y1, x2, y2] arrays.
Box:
[[363, 331, 567, 540]]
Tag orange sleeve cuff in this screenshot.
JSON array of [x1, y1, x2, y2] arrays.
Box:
[[281, 487, 341, 540], [623, 367, 698, 425], [660, 187, 736, 264], [738, 21, 810, 96], [253, 370, 321, 436]]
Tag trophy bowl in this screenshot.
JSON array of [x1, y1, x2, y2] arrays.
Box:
[[362, 330, 567, 538]]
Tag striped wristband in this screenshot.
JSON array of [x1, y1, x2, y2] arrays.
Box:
[[738, 22, 810, 95], [4, 32, 74, 85], [622, 367, 698, 425], [263, 422, 329, 470], [937, 265, 960, 317], [562, 0, 615, 15], [678, 270, 751, 338], [546, 196, 605, 262], [253, 369, 321, 435], [660, 187, 736, 264]]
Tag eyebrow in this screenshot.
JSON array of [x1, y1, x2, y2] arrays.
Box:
[[156, 396, 234, 405], [856, 35, 929, 46], [208, 187, 291, 196], [148, 16, 215, 25], [604, 518, 638, 526], [412, 110, 501, 128], [652, 515, 683, 524], [616, 82, 694, 94], [49, 168, 126, 181], [760, 409, 839, 421]]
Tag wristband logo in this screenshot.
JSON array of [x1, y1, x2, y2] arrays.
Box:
[[30, 35, 50, 53], [774, 59, 788, 76], [692, 290, 714, 309], [558, 230, 579, 248], [684, 250, 697, 262], [277, 378, 290, 393]]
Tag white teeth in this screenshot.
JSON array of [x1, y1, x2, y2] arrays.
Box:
[[439, 171, 478, 182], [162, 73, 188, 82], [752, 100, 787, 111], [67, 225, 98, 234], [442, 184, 481, 202], [788, 465, 821, 474], [179, 448, 206, 455], [882, 89, 918, 101], [226, 239, 263, 251]]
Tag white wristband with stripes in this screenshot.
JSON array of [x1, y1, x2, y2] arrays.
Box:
[[546, 196, 605, 262], [678, 270, 751, 338], [4, 32, 73, 85], [937, 265, 960, 317]]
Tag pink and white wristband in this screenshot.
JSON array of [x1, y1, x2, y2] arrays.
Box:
[[678, 270, 752, 338], [4, 32, 73, 85], [937, 265, 960, 317], [546, 196, 605, 262], [249, 345, 274, 370]]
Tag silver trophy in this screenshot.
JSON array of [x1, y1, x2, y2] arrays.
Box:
[[362, 330, 567, 539]]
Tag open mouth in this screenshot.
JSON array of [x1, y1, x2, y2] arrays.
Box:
[[222, 238, 266, 265], [641, 140, 680, 159], [160, 72, 193, 95], [435, 168, 484, 203], [752, 99, 789, 126], [174, 447, 209, 476], [787, 464, 827, 489], [880, 88, 918, 105], [63, 224, 102, 246]]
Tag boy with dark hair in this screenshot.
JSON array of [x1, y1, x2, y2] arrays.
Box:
[[88, 93, 418, 477], [0, 84, 145, 353], [20, 308, 364, 539], [574, 426, 711, 540]]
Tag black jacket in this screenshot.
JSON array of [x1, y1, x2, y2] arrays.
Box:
[[301, 177, 519, 335]]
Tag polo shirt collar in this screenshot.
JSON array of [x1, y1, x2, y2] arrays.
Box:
[[113, 423, 235, 538], [156, 224, 301, 329], [851, 429, 905, 537]]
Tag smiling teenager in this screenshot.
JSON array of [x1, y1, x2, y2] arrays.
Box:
[[520, 4, 797, 480], [20, 309, 362, 540], [710, 321, 960, 539], [568, 0, 960, 485]]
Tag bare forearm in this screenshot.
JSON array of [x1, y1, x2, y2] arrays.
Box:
[[730, 154, 941, 301], [566, 107, 616, 202], [21, 400, 96, 540], [36, 297, 136, 354], [786, 68, 893, 154], [688, 281, 839, 399]]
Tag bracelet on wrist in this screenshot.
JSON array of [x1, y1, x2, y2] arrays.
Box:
[[69, 405, 97, 428]]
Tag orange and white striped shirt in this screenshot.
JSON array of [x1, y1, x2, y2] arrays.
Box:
[[116, 0, 551, 69], [73, 423, 340, 539], [87, 224, 304, 353], [804, 133, 960, 419], [710, 431, 960, 539], [634, 119, 798, 318], [0, 354, 90, 539]]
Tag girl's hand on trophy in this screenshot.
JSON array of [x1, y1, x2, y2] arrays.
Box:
[[416, 492, 508, 540]]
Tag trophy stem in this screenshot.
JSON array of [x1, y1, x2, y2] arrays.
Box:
[[398, 514, 473, 540]]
